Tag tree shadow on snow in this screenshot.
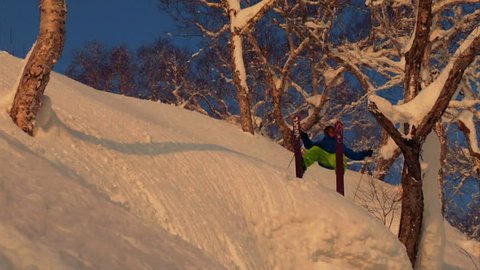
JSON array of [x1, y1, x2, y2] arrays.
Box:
[[38, 104, 269, 166]]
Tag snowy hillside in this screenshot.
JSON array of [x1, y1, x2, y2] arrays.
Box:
[[0, 51, 477, 270]]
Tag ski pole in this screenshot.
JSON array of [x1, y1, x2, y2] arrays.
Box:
[[286, 153, 295, 170], [353, 160, 370, 201]]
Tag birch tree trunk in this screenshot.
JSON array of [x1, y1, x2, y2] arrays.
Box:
[[227, 1, 254, 134], [10, 0, 67, 136], [229, 32, 254, 134]]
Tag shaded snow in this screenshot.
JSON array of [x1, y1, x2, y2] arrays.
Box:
[[0, 52, 412, 270]]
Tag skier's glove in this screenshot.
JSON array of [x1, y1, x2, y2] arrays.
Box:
[[366, 149, 374, 157], [300, 132, 309, 140]]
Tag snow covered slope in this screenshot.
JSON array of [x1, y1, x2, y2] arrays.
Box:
[[0, 52, 476, 269]]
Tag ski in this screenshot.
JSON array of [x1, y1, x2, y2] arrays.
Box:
[[292, 115, 303, 178], [335, 121, 344, 195]]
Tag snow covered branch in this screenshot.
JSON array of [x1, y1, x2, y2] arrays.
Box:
[[369, 26, 480, 140], [328, 51, 376, 93], [430, 9, 480, 44], [199, 0, 224, 9], [368, 101, 409, 151], [281, 38, 310, 78], [417, 26, 480, 137], [223, 0, 279, 134], [374, 133, 402, 181], [195, 23, 229, 38], [432, 0, 480, 13], [231, 0, 278, 34], [449, 99, 480, 109], [457, 111, 480, 159]]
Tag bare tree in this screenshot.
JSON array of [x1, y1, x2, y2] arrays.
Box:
[[354, 174, 402, 229], [246, 0, 374, 149], [319, 0, 480, 265], [66, 39, 235, 119], [369, 20, 480, 270], [10, 0, 67, 135], [245, 1, 311, 149], [110, 45, 135, 96], [66, 42, 114, 91], [160, 0, 279, 134]]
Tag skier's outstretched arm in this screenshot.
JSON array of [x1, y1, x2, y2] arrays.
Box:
[[300, 133, 315, 149], [343, 145, 371, 160]]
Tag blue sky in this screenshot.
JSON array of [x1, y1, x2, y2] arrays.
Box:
[[0, 0, 181, 71]]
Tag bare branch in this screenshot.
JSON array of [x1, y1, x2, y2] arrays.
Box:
[[195, 22, 229, 38], [368, 101, 409, 151], [457, 117, 480, 159], [328, 51, 376, 93], [199, 0, 224, 9]]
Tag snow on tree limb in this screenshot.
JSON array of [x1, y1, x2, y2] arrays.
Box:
[[374, 133, 402, 181], [416, 26, 480, 137], [457, 111, 480, 158], [281, 38, 310, 77], [199, 0, 224, 9], [195, 22, 229, 38], [222, 0, 279, 134], [449, 99, 480, 109], [369, 26, 480, 139], [327, 51, 376, 93], [323, 67, 345, 89], [368, 101, 409, 151], [379, 135, 401, 160], [230, 0, 278, 33], [430, 9, 480, 44], [324, 41, 407, 94], [432, 0, 480, 13]]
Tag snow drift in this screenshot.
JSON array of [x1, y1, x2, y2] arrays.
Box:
[[0, 52, 477, 269]]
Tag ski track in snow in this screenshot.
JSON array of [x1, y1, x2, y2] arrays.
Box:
[[0, 52, 478, 270]]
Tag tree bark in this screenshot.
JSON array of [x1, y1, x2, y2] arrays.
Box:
[[435, 123, 448, 215], [403, 0, 433, 135], [369, 101, 424, 266], [404, 0, 433, 101], [227, 0, 255, 135], [271, 84, 294, 150], [229, 32, 254, 134], [10, 0, 66, 135], [398, 146, 424, 266]]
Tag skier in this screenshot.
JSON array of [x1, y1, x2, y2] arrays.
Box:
[[300, 126, 373, 171]]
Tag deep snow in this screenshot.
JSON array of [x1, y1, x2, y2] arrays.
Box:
[[0, 52, 478, 269]]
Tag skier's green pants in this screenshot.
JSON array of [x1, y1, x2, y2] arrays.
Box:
[[303, 146, 347, 170]]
